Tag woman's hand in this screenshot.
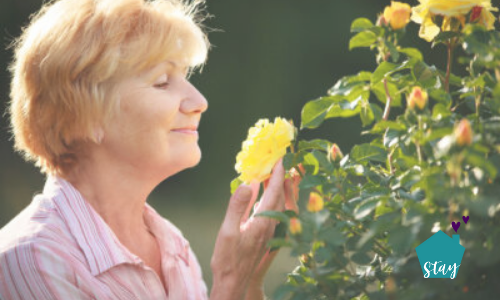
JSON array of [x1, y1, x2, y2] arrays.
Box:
[[210, 158, 293, 300]]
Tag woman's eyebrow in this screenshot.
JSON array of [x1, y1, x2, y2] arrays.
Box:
[[142, 62, 171, 81]]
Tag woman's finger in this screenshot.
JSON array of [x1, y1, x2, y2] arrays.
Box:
[[254, 158, 285, 214], [241, 180, 260, 224], [284, 178, 299, 214], [220, 184, 253, 234]]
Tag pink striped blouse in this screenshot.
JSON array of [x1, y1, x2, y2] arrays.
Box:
[[0, 175, 208, 300]]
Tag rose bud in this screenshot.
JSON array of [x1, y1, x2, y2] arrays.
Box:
[[307, 192, 324, 213], [289, 217, 302, 235], [455, 119, 473, 146], [289, 163, 305, 201], [383, 1, 411, 30], [407, 86, 428, 111], [376, 15, 388, 26], [330, 143, 343, 161]]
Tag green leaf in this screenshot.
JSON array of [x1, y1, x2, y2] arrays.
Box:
[[431, 103, 452, 120], [422, 127, 452, 143], [370, 103, 384, 122], [429, 89, 452, 108], [350, 144, 387, 163], [387, 226, 415, 255], [351, 18, 374, 32], [283, 152, 296, 170], [273, 285, 296, 300], [399, 47, 423, 61], [370, 120, 407, 134], [300, 96, 339, 129], [383, 128, 400, 148], [463, 25, 491, 56], [371, 81, 402, 107], [298, 174, 323, 189], [385, 40, 400, 62], [303, 152, 320, 175], [375, 199, 395, 218], [328, 78, 369, 101], [466, 152, 498, 179], [350, 71, 373, 82], [360, 101, 375, 126], [412, 61, 437, 88], [298, 139, 330, 152], [318, 227, 346, 247], [349, 31, 378, 50], [230, 177, 243, 195], [354, 197, 380, 220], [433, 31, 461, 44], [255, 210, 290, 223], [351, 252, 372, 265], [325, 97, 363, 119], [283, 151, 305, 171], [312, 150, 334, 174], [371, 61, 398, 84]]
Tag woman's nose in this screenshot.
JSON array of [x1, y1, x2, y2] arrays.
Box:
[[181, 81, 208, 114]]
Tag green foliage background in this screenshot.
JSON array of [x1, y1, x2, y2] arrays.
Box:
[[1, 0, 500, 298]]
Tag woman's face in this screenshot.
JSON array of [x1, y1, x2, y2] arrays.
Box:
[[102, 61, 208, 179]]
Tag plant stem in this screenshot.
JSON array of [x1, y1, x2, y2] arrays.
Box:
[[416, 116, 422, 163], [387, 143, 395, 175], [382, 78, 393, 120], [445, 40, 454, 93], [475, 88, 481, 118]]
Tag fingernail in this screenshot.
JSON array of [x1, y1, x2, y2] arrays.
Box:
[[238, 185, 252, 200]]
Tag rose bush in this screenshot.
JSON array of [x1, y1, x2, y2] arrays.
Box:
[[231, 0, 500, 299]]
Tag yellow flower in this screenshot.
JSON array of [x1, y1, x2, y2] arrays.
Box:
[[411, 0, 497, 42], [407, 86, 428, 110], [384, 1, 412, 30], [289, 218, 302, 235], [235, 117, 295, 184], [307, 192, 324, 213], [454, 118, 473, 146]]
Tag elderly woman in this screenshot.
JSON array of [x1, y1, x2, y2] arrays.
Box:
[[0, 0, 296, 299]]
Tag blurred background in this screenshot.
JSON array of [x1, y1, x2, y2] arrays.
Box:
[[1, 0, 499, 296]]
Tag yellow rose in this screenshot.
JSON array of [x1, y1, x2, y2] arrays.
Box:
[[411, 0, 497, 41], [383, 1, 412, 30], [454, 118, 473, 146], [289, 218, 302, 235], [235, 117, 295, 184], [307, 192, 324, 213], [407, 86, 428, 110]]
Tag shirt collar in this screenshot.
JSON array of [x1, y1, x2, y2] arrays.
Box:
[[43, 175, 190, 276]]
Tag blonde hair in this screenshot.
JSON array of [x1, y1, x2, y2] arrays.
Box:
[[8, 0, 210, 177]]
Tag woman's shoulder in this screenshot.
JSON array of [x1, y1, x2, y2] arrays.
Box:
[[0, 193, 74, 255]]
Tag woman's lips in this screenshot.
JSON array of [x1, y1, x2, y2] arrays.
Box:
[[171, 129, 198, 136]]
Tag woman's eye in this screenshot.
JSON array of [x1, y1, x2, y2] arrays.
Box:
[[154, 81, 169, 89], [153, 75, 169, 89]]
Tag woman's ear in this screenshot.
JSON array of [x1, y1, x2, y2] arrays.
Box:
[[93, 127, 105, 145]]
